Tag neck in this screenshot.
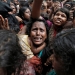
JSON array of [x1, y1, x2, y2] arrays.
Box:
[[31, 42, 46, 54], [34, 42, 46, 48], [53, 25, 63, 32]]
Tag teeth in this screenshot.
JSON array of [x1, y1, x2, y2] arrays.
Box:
[[56, 20, 61, 22], [34, 38, 41, 41]]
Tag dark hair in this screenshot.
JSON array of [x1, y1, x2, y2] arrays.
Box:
[[64, 2, 72, 10], [26, 19, 49, 44], [0, 30, 26, 75], [53, 28, 75, 75], [41, 13, 49, 20], [0, 1, 12, 13], [28, 0, 33, 4], [71, 1, 75, 7], [19, 1, 29, 7], [54, 7, 70, 20], [18, 6, 30, 19]]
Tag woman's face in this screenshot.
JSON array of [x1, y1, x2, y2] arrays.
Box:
[[70, 6, 75, 19], [41, 1, 47, 13], [53, 11, 67, 26], [30, 21, 47, 46], [53, 1, 61, 12], [64, 3, 71, 9], [24, 8, 31, 20], [10, 5, 17, 14], [46, 0, 53, 7]]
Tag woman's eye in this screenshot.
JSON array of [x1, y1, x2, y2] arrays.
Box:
[[32, 28, 37, 31], [40, 29, 44, 32], [32, 29, 36, 31], [55, 13, 59, 16], [61, 15, 66, 18]]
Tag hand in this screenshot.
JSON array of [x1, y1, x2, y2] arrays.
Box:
[[0, 15, 9, 30], [61, 0, 67, 5], [44, 54, 54, 66], [28, 56, 42, 74], [18, 26, 26, 35], [34, 64, 43, 74], [15, 16, 23, 23], [28, 56, 41, 65]]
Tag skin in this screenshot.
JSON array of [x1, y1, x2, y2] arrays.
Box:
[[24, 8, 31, 20], [46, 0, 53, 7], [10, 5, 17, 14], [70, 7, 75, 20], [0, 68, 7, 75], [31, 0, 43, 19], [64, 4, 71, 9], [46, 54, 64, 75], [14, 0, 19, 5], [30, 21, 47, 46], [53, 1, 61, 12], [18, 26, 26, 35], [51, 54, 64, 75], [0, 15, 9, 29], [1, 0, 7, 2], [41, 1, 47, 13], [53, 11, 67, 26], [73, 18, 75, 27]]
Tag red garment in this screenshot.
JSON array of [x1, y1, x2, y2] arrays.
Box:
[[20, 24, 24, 29], [20, 61, 36, 75], [53, 30, 57, 37], [19, 56, 41, 75]]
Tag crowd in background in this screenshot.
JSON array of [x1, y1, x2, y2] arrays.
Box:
[[0, 0, 75, 75]]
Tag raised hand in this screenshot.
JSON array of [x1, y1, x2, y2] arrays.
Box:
[[0, 15, 9, 30]]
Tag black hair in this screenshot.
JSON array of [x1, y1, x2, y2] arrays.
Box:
[[54, 7, 70, 20], [0, 30, 26, 75], [53, 28, 75, 75], [19, 1, 29, 7], [71, 1, 75, 7], [18, 6, 31, 20], [28, 0, 33, 4], [7, 14, 20, 34], [41, 13, 49, 20], [26, 19, 49, 44], [64, 2, 72, 10]]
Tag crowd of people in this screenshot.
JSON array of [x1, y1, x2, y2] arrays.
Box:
[[0, 0, 75, 75]]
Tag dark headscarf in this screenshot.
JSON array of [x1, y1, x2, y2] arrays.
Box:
[[0, 1, 12, 12]]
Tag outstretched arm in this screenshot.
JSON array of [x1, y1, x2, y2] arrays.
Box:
[[31, 0, 43, 19]]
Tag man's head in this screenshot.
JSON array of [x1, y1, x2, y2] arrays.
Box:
[[52, 28, 75, 75]]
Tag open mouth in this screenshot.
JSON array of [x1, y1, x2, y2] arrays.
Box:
[[55, 20, 61, 25], [34, 37, 42, 42]]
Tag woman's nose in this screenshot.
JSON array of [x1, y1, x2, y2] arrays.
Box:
[[29, 12, 31, 15], [58, 15, 61, 18], [36, 30, 40, 35]]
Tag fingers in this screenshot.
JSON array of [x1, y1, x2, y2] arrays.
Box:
[[0, 15, 9, 30], [0, 15, 5, 26], [31, 56, 41, 60], [28, 56, 41, 65], [34, 65, 42, 74], [44, 54, 54, 66], [5, 18, 9, 30], [0, 15, 4, 23]]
